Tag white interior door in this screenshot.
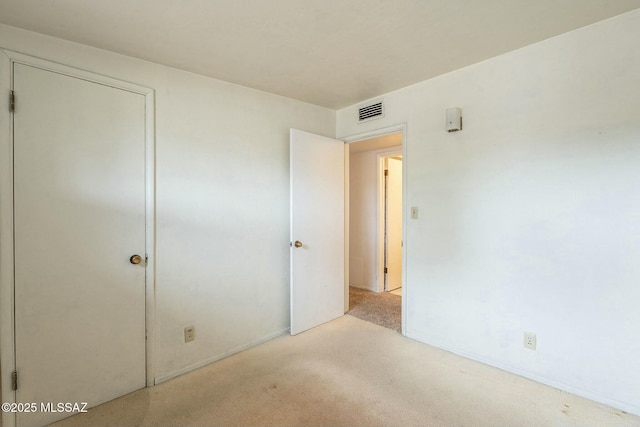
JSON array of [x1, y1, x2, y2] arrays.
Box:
[[290, 129, 345, 335], [13, 63, 147, 427], [385, 157, 403, 291]]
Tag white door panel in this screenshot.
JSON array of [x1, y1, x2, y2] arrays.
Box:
[[13, 63, 146, 427], [386, 157, 403, 291], [290, 129, 345, 335]]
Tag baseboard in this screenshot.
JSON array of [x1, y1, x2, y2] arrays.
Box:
[[154, 327, 289, 385], [405, 328, 640, 417], [349, 284, 378, 292]]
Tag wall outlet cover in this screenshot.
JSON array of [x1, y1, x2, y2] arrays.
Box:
[[524, 332, 536, 350], [184, 326, 195, 343]]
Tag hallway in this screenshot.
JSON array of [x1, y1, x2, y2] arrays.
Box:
[[347, 286, 401, 333]]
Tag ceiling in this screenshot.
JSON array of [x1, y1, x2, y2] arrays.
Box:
[[1, 0, 638, 109]]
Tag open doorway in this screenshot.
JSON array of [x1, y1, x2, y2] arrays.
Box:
[[384, 154, 403, 295], [347, 131, 403, 332]]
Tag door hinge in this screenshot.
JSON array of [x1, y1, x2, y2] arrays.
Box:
[[384, 267, 388, 274], [384, 169, 388, 176], [11, 370, 17, 391], [10, 91, 15, 113]]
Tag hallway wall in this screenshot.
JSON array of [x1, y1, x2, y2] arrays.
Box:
[[349, 143, 401, 292]]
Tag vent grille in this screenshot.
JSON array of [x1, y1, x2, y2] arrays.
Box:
[[358, 101, 384, 122]]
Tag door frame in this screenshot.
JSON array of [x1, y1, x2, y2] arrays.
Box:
[[342, 123, 407, 335], [0, 50, 156, 426]]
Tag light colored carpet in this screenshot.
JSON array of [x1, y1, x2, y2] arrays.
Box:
[[51, 316, 638, 427], [348, 286, 401, 333]]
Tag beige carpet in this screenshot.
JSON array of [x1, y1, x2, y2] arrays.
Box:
[[50, 316, 638, 427], [348, 286, 401, 333]]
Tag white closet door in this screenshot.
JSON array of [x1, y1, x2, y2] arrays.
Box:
[[13, 63, 147, 427]]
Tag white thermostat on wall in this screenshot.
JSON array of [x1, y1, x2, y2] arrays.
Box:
[[446, 107, 462, 132]]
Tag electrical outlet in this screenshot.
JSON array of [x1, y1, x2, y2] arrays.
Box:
[[410, 206, 419, 219], [524, 332, 536, 350], [184, 326, 195, 343]]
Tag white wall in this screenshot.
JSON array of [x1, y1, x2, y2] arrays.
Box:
[[337, 10, 640, 416], [0, 24, 335, 382]]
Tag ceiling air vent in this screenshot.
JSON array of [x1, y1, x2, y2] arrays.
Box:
[[358, 100, 384, 123]]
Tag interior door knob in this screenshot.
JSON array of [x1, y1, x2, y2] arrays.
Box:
[[294, 241, 303, 248], [130, 255, 143, 265]]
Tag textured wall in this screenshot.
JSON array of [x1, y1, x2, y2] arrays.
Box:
[[337, 10, 640, 415]]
